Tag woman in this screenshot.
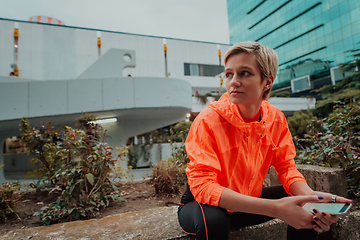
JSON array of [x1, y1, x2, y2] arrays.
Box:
[[178, 41, 352, 240]]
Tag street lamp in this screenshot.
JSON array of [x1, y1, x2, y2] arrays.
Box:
[[217, 44, 221, 66], [13, 22, 19, 76], [97, 31, 101, 57], [217, 44, 223, 87], [163, 39, 168, 77]]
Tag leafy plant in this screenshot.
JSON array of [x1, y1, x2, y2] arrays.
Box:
[[287, 110, 322, 139], [20, 116, 129, 225], [195, 94, 209, 105], [153, 125, 190, 195], [295, 103, 360, 196], [0, 179, 22, 222]]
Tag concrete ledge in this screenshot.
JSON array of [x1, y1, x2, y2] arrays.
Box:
[[0, 205, 287, 240], [1, 203, 359, 240], [330, 210, 360, 240], [269, 164, 347, 197], [229, 219, 286, 240], [0, 206, 186, 240], [1, 165, 356, 240]]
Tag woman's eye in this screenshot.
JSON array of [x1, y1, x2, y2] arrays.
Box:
[[225, 73, 233, 78], [242, 71, 250, 76]]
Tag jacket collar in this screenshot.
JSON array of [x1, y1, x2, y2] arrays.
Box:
[[208, 93, 271, 128]]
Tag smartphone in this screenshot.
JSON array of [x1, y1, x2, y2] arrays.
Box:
[[303, 203, 352, 216]]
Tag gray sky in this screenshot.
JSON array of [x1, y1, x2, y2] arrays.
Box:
[[0, 0, 230, 43]]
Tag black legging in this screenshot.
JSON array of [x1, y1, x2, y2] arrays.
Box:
[[178, 185, 318, 240]]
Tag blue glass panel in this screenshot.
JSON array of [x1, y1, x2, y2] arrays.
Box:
[[353, 33, 360, 46], [324, 22, 332, 35], [327, 46, 335, 58], [342, 25, 352, 39], [310, 51, 319, 60], [322, 11, 331, 23], [329, 0, 339, 8], [338, 1, 349, 15], [317, 36, 325, 48], [313, 5, 322, 16], [331, 17, 341, 31], [348, 0, 359, 9], [330, 5, 340, 19], [335, 53, 345, 64], [333, 29, 343, 43], [314, 14, 323, 25], [350, 8, 360, 22], [303, 43, 311, 53], [316, 27, 324, 38], [309, 31, 317, 42], [340, 13, 351, 27], [310, 40, 318, 51], [334, 41, 344, 54], [317, 48, 326, 59], [325, 33, 334, 46], [352, 20, 360, 35], [343, 37, 354, 52]]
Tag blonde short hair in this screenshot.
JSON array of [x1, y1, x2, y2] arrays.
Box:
[[224, 41, 278, 99]]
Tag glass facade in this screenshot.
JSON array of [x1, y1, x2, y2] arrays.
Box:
[[227, 0, 360, 87]]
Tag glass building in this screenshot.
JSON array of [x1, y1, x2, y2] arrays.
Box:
[[227, 0, 360, 90]]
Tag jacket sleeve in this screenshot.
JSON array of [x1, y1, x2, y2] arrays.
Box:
[[185, 117, 225, 206], [272, 113, 307, 195]]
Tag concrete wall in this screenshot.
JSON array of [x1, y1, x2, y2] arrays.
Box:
[[0, 19, 229, 92], [0, 75, 192, 183]]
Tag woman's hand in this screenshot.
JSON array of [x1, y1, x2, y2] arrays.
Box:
[[311, 208, 338, 232], [310, 191, 353, 204], [273, 195, 322, 230], [289, 181, 354, 232], [309, 191, 353, 232]]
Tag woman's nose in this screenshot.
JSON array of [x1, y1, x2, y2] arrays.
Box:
[[230, 74, 241, 87]]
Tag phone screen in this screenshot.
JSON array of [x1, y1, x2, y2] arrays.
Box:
[[303, 203, 351, 214]]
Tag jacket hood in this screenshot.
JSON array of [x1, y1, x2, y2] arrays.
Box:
[[208, 93, 273, 128]]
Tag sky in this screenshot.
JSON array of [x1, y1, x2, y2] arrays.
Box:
[[0, 0, 230, 44]]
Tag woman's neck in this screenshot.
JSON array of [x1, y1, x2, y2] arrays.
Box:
[[238, 103, 262, 123]]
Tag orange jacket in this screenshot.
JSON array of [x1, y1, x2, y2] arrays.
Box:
[[185, 93, 306, 208]]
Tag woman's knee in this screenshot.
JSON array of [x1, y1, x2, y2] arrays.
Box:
[[198, 204, 230, 239], [178, 202, 230, 240]]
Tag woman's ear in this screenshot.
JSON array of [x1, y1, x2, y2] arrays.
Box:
[[264, 76, 274, 90]]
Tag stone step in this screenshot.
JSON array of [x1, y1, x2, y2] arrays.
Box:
[[1, 205, 359, 240]]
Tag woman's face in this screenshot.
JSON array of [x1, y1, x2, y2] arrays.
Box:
[[225, 52, 269, 108]]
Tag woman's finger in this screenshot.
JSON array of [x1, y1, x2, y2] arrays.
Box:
[[313, 215, 330, 232], [335, 196, 354, 204], [320, 211, 338, 224]]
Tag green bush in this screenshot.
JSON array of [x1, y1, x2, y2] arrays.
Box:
[[153, 127, 190, 195], [287, 110, 321, 139], [270, 91, 291, 98], [0, 178, 22, 222], [295, 103, 360, 197], [20, 116, 129, 225]]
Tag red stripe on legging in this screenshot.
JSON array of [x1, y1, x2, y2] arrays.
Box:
[[180, 227, 196, 236], [197, 202, 209, 240]]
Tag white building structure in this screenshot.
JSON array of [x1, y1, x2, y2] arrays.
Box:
[[0, 18, 315, 183]]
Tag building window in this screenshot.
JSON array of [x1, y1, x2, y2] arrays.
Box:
[[190, 64, 199, 76], [184, 63, 224, 77]]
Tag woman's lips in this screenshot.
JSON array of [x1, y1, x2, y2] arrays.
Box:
[[230, 90, 243, 95]]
